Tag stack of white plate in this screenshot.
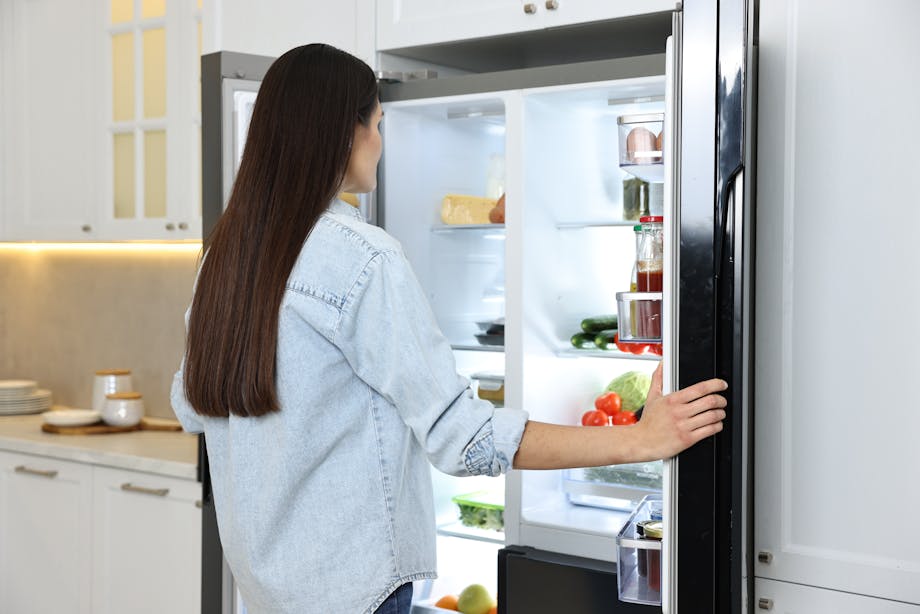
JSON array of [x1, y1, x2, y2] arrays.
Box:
[[0, 380, 52, 415]]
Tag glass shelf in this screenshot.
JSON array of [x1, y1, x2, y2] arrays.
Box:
[[436, 520, 505, 545], [451, 344, 504, 353], [431, 224, 505, 232], [620, 162, 664, 183], [555, 220, 639, 230], [555, 348, 661, 361]]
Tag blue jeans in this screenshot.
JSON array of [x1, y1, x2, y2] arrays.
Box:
[[374, 583, 413, 614]]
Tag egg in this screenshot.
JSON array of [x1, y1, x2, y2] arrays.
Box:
[[626, 127, 659, 163]]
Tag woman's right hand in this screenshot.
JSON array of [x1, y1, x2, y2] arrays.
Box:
[[634, 362, 729, 461]]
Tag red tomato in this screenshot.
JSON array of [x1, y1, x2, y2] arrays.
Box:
[[611, 411, 638, 425], [614, 333, 650, 355], [581, 410, 610, 427], [595, 392, 622, 415], [648, 343, 663, 356]]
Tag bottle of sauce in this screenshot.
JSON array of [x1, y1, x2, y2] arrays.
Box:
[[642, 521, 663, 592], [636, 215, 663, 339]]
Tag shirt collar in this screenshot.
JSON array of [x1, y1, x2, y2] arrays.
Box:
[[327, 198, 364, 219]]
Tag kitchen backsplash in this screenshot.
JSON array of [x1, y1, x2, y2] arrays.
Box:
[[0, 245, 201, 419]]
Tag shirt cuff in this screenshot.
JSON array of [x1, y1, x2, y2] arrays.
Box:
[[462, 408, 528, 476]]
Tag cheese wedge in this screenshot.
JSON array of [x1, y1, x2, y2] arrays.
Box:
[[440, 194, 498, 225]]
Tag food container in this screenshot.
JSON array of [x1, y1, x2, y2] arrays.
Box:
[[616, 493, 664, 606], [618, 113, 664, 183], [92, 369, 133, 413], [471, 372, 504, 407], [102, 391, 145, 427], [616, 292, 662, 343], [451, 490, 504, 532]]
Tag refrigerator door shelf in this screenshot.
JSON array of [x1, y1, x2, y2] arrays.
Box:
[[616, 494, 664, 606]]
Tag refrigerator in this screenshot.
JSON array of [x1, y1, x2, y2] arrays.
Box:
[[374, 0, 756, 612], [197, 0, 757, 611]]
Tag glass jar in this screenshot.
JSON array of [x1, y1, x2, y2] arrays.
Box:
[[636, 216, 663, 339], [622, 177, 649, 221], [642, 520, 663, 592], [92, 369, 133, 413]]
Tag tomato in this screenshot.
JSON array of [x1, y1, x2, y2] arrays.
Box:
[[581, 409, 610, 427], [614, 332, 650, 355], [611, 410, 638, 425], [595, 391, 622, 415], [648, 343, 663, 356]]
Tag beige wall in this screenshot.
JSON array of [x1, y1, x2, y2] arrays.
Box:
[[0, 245, 201, 418]]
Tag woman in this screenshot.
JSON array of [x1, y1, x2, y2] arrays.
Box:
[[171, 44, 727, 614]]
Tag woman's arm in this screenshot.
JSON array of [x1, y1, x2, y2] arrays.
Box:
[[512, 363, 728, 470]]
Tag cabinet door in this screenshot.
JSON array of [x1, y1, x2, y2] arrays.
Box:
[[755, 0, 920, 606], [0, 0, 104, 241], [92, 466, 201, 614], [755, 579, 920, 614], [376, 0, 675, 51], [0, 451, 93, 614]]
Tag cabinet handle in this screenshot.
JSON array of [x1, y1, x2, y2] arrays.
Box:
[[178, 222, 189, 230], [15, 465, 58, 479], [757, 550, 773, 564], [545, 0, 559, 9], [165, 223, 176, 231], [121, 482, 169, 497], [523, 3, 537, 14], [81, 224, 92, 233], [758, 597, 774, 610], [195, 499, 203, 508]]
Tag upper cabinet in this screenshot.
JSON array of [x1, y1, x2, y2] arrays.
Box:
[[376, 0, 676, 51], [0, 0, 202, 241]]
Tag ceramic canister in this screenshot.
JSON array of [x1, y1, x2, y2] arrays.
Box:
[[102, 391, 145, 427], [92, 369, 133, 413]]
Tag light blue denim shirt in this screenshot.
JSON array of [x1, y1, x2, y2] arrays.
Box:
[[171, 200, 528, 614]]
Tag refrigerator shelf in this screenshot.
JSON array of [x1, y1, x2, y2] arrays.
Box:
[[431, 223, 505, 233], [619, 162, 664, 183], [555, 348, 661, 361], [436, 520, 505, 545], [555, 220, 639, 230], [451, 344, 504, 353]]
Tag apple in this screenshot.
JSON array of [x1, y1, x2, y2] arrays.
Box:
[[457, 584, 496, 614]]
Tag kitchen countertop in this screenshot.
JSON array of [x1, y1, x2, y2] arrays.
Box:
[[0, 414, 198, 480]]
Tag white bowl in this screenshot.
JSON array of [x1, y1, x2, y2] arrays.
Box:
[[42, 409, 101, 427]]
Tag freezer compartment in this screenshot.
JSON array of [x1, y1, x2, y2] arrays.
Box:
[[616, 292, 663, 342], [563, 462, 663, 511], [616, 494, 664, 606], [618, 113, 664, 183]]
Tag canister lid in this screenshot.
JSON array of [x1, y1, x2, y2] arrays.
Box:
[[642, 520, 663, 539], [106, 391, 142, 400], [639, 215, 664, 223], [96, 369, 132, 376]]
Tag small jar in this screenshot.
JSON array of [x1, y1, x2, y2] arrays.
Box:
[[102, 391, 144, 427], [93, 369, 133, 413], [643, 520, 664, 592]]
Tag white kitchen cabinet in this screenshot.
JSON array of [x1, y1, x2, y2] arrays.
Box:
[[0, 450, 94, 614], [92, 465, 201, 614], [0, 0, 105, 241], [755, 0, 920, 608], [0, 0, 202, 242], [376, 0, 674, 51], [755, 579, 920, 614]]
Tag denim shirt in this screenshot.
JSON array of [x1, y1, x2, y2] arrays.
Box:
[[171, 200, 528, 614]]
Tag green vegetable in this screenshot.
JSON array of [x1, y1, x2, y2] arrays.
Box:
[[580, 315, 619, 334], [593, 329, 619, 350], [571, 332, 597, 349], [452, 491, 504, 531], [605, 370, 652, 412]]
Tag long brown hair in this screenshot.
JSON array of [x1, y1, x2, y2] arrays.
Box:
[[184, 44, 378, 417]]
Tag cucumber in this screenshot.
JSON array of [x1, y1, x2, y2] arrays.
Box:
[[594, 329, 619, 350], [581, 314, 619, 334], [570, 332, 597, 349]]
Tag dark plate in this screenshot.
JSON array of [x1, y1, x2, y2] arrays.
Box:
[[474, 333, 505, 347]]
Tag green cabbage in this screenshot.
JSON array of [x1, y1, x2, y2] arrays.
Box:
[[605, 371, 652, 412]]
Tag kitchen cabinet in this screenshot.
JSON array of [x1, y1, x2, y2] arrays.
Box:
[[0, 451, 94, 614], [755, 579, 920, 614], [0, 449, 200, 613], [376, 0, 675, 51], [0, 0, 104, 241], [754, 0, 920, 608], [92, 466, 201, 614], [0, 0, 202, 241]]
